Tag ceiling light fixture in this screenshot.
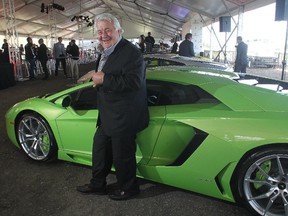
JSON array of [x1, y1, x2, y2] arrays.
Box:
[[71, 15, 94, 27], [40, 2, 65, 14]]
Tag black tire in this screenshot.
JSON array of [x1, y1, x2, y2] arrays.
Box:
[[234, 147, 288, 216], [16, 112, 57, 161]]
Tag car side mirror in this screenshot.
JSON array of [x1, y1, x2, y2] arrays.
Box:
[[54, 95, 71, 108]]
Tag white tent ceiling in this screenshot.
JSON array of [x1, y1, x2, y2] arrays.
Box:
[[0, 0, 275, 40]]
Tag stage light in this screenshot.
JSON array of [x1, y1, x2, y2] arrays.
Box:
[[52, 3, 65, 11], [71, 15, 93, 27], [87, 20, 94, 27], [40, 2, 64, 14], [41, 3, 45, 13]]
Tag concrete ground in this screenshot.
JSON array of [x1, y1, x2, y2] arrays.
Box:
[[2, 65, 283, 216]]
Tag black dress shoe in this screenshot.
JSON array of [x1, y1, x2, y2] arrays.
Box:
[[108, 189, 140, 201], [76, 184, 107, 195]]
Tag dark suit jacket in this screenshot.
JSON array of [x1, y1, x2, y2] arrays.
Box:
[[96, 38, 149, 137], [179, 40, 195, 57], [24, 43, 35, 61], [37, 44, 48, 61], [67, 44, 79, 60], [235, 41, 248, 66]]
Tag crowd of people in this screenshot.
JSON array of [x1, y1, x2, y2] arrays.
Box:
[[0, 36, 80, 80], [136, 32, 155, 53], [0, 27, 248, 82], [135, 32, 195, 57]]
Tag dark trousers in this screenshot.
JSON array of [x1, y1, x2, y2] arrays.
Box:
[[234, 63, 247, 73], [39, 59, 49, 78], [28, 58, 36, 79], [90, 126, 139, 192], [55, 58, 66, 76], [145, 43, 152, 52]]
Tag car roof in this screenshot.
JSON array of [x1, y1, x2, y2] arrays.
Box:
[[147, 67, 288, 112], [144, 54, 233, 71], [146, 66, 238, 85]]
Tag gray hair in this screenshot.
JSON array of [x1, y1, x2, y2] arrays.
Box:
[[95, 13, 124, 34]]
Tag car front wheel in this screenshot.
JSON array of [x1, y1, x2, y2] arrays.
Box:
[[16, 112, 57, 161], [236, 148, 288, 216]]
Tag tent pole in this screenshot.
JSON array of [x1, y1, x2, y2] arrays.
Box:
[[281, 21, 288, 80]]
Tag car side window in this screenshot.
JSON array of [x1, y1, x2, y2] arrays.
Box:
[[147, 80, 218, 106], [70, 86, 98, 110]]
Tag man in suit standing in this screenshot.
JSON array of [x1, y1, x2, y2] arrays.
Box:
[[234, 36, 248, 73], [77, 13, 149, 200], [179, 33, 195, 57], [66, 39, 79, 79], [53, 37, 67, 77], [144, 32, 155, 53], [37, 38, 49, 80], [1, 39, 9, 63], [24, 37, 36, 80]]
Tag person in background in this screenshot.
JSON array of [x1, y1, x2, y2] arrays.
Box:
[[234, 36, 248, 73], [179, 33, 195, 57], [19, 44, 24, 63], [66, 41, 72, 56], [37, 38, 49, 80], [53, 37, 67, 77], [138, 34, 145, 53], [67, 39, 80, 79], [171, 40, 178, 54], [76, 13, 149, 201], [158, 42, 166, 53], [19, 44, 24, 55], [25, 37, 36, 80], [2, 39, 10, 63], [144, 32, 155, 53]]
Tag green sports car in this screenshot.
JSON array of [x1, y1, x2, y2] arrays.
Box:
[[5, 66, 288, 216]]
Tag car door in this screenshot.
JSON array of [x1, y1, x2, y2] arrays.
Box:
[[55, 85, 166, 165], [55, 86, 99, 162], [146, 81, 220, 166]]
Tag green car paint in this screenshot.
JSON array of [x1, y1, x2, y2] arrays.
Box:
[[6, 66, 288, 210]]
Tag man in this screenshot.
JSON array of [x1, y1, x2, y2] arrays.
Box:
[[234, 36, 248, 73], [53, 37, 67, 77], [2, 39, 9, 63], [25, 37, 36, 80], [77, 13, 149, 201], [171, 40, 178, 54], [144, 32, 155, 53], [67, 39, 79, 79], [178, 33, 195, 57], [37, 38, 49, 80]]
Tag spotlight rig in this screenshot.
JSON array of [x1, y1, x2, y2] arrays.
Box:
[[40, 2, 65, 14], [71, 15, 94, 27]]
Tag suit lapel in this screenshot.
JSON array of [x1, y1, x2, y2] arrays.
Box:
[[103, 39, 127, 71]]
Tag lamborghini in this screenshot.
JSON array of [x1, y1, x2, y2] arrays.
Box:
[[5, 66, 288, 216]]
